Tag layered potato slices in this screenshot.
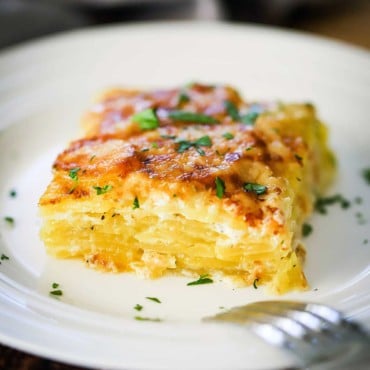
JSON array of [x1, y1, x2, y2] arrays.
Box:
[[39, 83, 335, 293]]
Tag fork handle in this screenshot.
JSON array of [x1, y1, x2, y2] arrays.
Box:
[[311, 343, 370, 370]]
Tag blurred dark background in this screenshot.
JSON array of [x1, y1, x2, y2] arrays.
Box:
[[0, 0, 369, 369], [0, 0, 369, 50]]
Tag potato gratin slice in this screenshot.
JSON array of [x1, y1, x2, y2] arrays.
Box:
[[39, 83, 335, 293]]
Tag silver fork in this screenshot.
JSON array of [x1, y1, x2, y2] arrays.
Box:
[[205, 301, 370, 369]]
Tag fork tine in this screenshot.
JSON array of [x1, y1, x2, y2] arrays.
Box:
[[249, 301, 368, 340]]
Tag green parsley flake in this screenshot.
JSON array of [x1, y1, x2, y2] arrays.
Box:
[[222, 132, 234, 140], [134, 304, 143, 311], [194, 136, 212, 147], [133, 196, 140, 209], [253, 278, 259, 289], [223, 100, 261, 125], [168, 111, 218, 124], [4, 216, 14, 226], [89, 155, 96, 162], [224, 100, 240, 121], [151, 142, 159, 149], [195, 147, 206, 156], [69, 167, 80, 181], [315, 194, 350, 214], [187, 274, 213, 286], [134, 316, 162, 322], [243, 183, 267, 195], [49, 282, 63, 296], [68, 167, 81, 193], [215, 177, 225, 199], [294, 154, 303, 163], [49, 290, 63, 296], [146, 297, 161, 304], [93, 185, 112, 195], [132, 108, 159, 130], [177, 92, 190, 106], [177, 136, 212, 156], [9, 189, 17, 198], [1, 254, 9, 261], [362, 168, 370, 185], [302, 223, 313, 237], [241, 112, 259, 125], [177, 141, 193, 153]]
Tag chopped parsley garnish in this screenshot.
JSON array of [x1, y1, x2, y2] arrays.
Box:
[[68, 167, 81, 193], [253, 278, 259, 289], [176, 135, 212, 156], [146, 297, 161, 304], [1, 254, 9, 261], [224, 101, 260, 125], [168, 110, 218, 124], [177, 92, 190, 106], [195, 147, 206, 156], [315, 194, 350, 214], [241, 112, 259, 125], [194, 135, 212, 147], [294, 154, 303, 164], [69, 167, 80, 181], [362, 168, 370, 185], [89, 155, 96, 162], [49, 290, 63, 296], [134, 316, 162, 322], [243, 183, 267, 195], [245, 146, 253, 151], [302, 223, 313, 237], [9, 189, 17, 198], [49, 282, 63, 297], [93, 185, 112, 195], [215, 177, 225, 199], [132, 108, 159, 130], [224, 100, 240, 121], [141, 148, 150, 152], [133, 196, 140, 209], [4, 217, 14, 226], [222, 132, 234, 140], [151, 142, 159, 149], [177, 141, 194, 153], [187, 274, 213, 286], [134, 304, 143, 311]]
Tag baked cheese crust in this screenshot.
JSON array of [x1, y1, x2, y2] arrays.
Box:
[[39, 83, 335, 293]]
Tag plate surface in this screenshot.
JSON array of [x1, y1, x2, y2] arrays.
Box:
[[0, 22, 369, 369]]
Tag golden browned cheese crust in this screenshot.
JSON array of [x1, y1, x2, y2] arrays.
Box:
[[39, 83, 336, 293]]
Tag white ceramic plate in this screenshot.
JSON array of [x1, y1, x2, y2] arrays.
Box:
[[0, 22, 369, 369]]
